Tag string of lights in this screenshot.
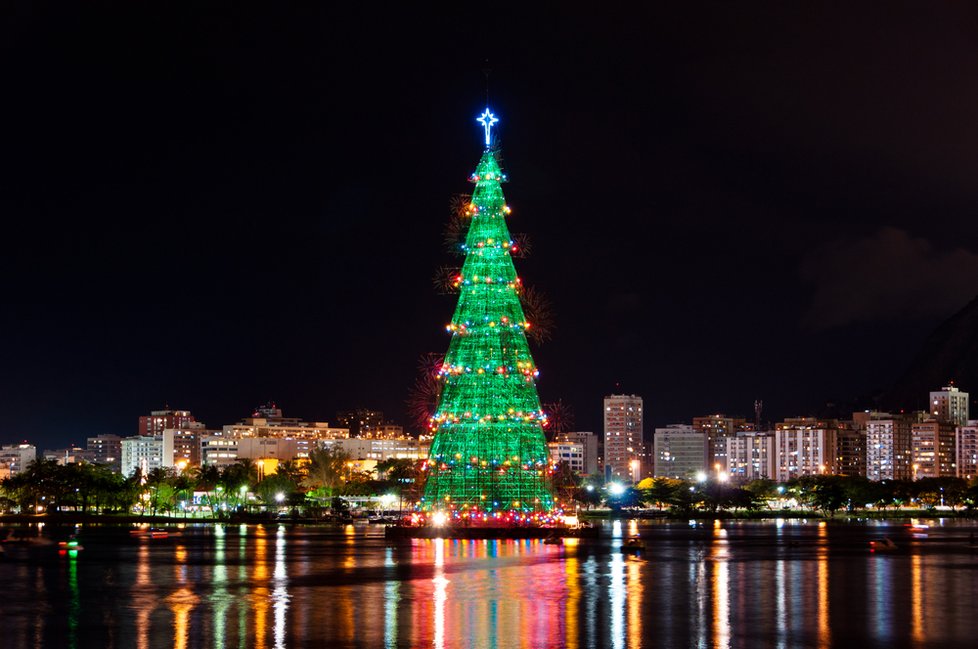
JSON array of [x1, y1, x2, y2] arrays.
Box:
[[420, 110, 556, 518]]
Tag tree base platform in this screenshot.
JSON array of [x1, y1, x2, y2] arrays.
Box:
[[383, 524, 599, 540]]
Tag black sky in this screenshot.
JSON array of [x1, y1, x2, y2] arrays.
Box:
[[3, 4, 978, 449]]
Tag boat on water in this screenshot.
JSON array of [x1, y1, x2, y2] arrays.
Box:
[[621, 537, 645, 554], [58, 539, 84, 553], [869, 537, 898, 552], [129, 528, 178, 539], [367, 515, 400, 525]]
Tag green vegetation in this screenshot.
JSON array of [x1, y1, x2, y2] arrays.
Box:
[[570, 475, 978, 519], [0, 455, 426, 519]]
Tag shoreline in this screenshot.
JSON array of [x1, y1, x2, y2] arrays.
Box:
[[579, 508, 978, 521], [2, 509, 976, 527]]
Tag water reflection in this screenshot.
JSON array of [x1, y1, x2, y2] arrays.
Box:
[[253, 527, 268, 649], [4, 521, 978, 648], [610, 551, 625, 649], [211, 525, 228, 649], [911, 553, 923, 645], [817, 523, 829, 649], [626, 553, 642, 649], [432, 539, 447, 649], [272, 526, 289, 649], [711, 523, 730, 649], [384, 547, 400, 649], [67, 555, 79, 649], [132, 541, 154, 649]]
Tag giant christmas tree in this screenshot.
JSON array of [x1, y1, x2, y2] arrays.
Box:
[[420, 109, 555, 520]]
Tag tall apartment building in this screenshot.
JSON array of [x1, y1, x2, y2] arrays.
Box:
[[200, 436, 241, 468], [0, 443, 36, 475], [930, 385, 969, 427], [693, 414, 753, 467], [162, 423, 209, 468], [603, 394, 644, 482], [86, 434, 123, 471], [121, 436, 165, 477], [335, 408, 385, 437], [911, 419, 956, 478], [653, 424, 707, 479], [836, 426, 867, 477], [549, 440, 586, 475], [555, 432, 599, 475], [368, 424, 405, 440], [865, 413, 913, 481], [722, 431, 776, 481], [773, 418, 838, 481], [139, 409, 196, 437], [957, 421, 978, 479]]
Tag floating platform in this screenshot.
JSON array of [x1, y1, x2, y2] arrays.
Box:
[[384, 524, 599, 541]]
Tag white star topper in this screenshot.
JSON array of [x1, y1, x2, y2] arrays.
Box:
[[477, 108, 499, 147]]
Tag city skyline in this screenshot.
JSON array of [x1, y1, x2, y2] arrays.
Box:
[[4, 5, 978, 449]]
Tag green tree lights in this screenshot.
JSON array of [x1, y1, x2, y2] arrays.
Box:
[[421, 115, 555, 520]]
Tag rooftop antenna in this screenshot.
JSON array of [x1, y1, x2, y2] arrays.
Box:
[[754, 399, 763, 431], [476, 61, 498, 149], [483, 59, 491, 106]]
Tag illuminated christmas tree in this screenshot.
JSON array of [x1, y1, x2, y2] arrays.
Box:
[[421, 108, 555, 519]]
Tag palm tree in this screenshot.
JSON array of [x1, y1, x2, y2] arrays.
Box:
[[303, 447, 350, 507]]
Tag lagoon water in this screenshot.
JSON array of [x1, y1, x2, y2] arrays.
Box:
[[1, 519, 978, 648]]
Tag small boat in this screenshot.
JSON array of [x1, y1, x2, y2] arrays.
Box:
[[621, 537, 645, 553], [870, 537, 898, 552], [130, 528, 171, 539], [58, 539, 84, 552], [543, 535, 563, 545]]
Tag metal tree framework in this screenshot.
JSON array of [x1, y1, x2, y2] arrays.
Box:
[[421, 109, 555, 519]]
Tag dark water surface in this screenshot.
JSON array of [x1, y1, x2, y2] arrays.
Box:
[[1, 519, 977, 648]]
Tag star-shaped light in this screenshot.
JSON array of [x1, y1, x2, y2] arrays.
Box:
[[476, 108, 499, 147]]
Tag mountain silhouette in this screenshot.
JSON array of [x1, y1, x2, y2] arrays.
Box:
[[885, 295, 978, 414]]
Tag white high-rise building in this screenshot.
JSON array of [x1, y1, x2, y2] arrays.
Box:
[[866, 415, 912, 481], [555, 432, 599, 475], [603, 394, 644, 482], [723, 432, 776, 481], [774, 418, 838, 481], [121, 436, 165, 477], [930, 385, 969, 427], [0, 443, 36, 475], [956, 421, 978, 480], [162, 423, 209, 468], [549, 440, 586, 474]]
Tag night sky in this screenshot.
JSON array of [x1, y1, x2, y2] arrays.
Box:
[[4, 4, 978, 449]]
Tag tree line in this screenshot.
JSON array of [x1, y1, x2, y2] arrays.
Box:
[[0, 448, 424, 517], [566, 475, 978, 517]]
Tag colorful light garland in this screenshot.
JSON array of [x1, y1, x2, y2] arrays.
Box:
[[421, 110, 555, 517]]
